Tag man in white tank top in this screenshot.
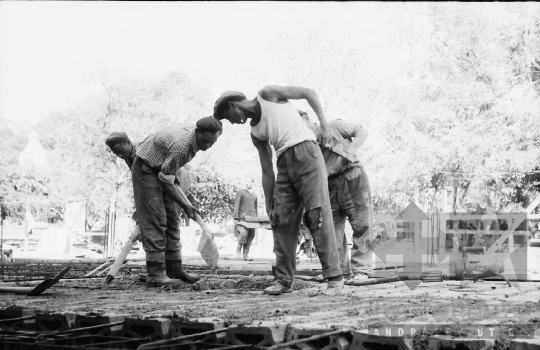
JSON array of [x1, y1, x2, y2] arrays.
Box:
[[214, 85, 344, 296]]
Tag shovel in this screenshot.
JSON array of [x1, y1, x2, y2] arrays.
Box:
[[104, 224, 140, 284], [0, 265, 72, 296], [195, 213, 219, 271], [175, 187, 219, 271], [104, 211, 140, 284]]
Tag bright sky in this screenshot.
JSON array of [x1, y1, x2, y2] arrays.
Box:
[[0, 2, 389, 123]]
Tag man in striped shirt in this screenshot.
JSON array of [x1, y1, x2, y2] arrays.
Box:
[[132, 117, 223, 287], [299, 111, 373, 281]]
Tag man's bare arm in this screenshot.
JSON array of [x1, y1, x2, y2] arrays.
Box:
[[158, 178, 199, 221], [346, 127, 368, 159], [260, 85, 330, 145], [251, 133, 275, 215]]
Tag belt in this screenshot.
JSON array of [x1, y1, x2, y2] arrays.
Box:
[[137, 157, 160, 174], [328, 164, 359, 179]]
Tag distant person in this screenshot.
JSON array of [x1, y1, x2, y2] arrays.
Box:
[[233, 179, 258, 260], [300, 110, 373, 281], [2, 249, 13, 262], [213, 85, 344, 296], [105, 131, 191, 194], [297, 218, 315, 258], [23, 204, 35, 252], [533, 224, 540, 239]]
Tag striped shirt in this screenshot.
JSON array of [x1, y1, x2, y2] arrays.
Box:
[[136, 125, 199, 182]]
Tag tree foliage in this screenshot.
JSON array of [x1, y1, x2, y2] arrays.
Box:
[[2, 3, 540, 226]]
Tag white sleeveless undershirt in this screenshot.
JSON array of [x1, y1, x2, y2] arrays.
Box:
[[251, 94, 316, 159]]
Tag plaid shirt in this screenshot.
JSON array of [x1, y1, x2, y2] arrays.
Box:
[[136, 125, 199, 181]]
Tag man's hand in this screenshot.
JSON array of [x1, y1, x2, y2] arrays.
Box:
[[318, 124, 331, 148], [183, 203, 200, 221], [345, 144, 358, 161]]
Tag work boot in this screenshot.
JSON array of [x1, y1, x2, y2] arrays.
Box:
[[352, 272, 369, 281], [322, 276, 345, 296], [236, 243, 243, 259], [145, 261, 184, 288], [243, 244, 253, 261], [165, 260, 201, 284], [263, 280, 293, 295]]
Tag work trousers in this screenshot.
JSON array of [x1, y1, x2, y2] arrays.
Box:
[[271, 141, 342, 287], [132, 157, 182, 262], [328, 165, 373, 275], [237, 225, 256, 245]]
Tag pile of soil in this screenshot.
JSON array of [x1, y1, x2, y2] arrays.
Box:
[[162, 275, 314, 292], [20, 273, 316, 293]]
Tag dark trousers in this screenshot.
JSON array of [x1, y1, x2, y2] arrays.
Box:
[[237, 225, 256, 245], [132, 157, 182, 262], [271, 141, 342, 286], [329, 165, 373, 275]]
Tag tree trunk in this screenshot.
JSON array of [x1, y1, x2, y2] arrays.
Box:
[[452, 185, 458, 214]]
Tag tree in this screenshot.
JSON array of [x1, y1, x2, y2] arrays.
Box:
[[37, 70, 243, 227]]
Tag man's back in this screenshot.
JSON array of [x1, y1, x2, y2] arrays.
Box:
[[136, 125, 198, 175], [317, 119, 364, 177], [251, 94, 315, 159]]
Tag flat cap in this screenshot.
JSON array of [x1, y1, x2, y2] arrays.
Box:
[[213, 90, 246, 120], [105, 132, 130, 148], [196, 116, 223, 133]]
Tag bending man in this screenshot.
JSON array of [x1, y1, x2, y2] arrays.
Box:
[[131, 117, 222, 287], [213, 86, 344, 296], [105, 132, 191, 192], [299, 111, 373, 280]]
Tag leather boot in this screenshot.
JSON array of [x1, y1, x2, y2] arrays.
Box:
[[263, 280, 293, 295], [145, 261, 183, 288], [243, 244, 253, 261], [165, 259, 201, 284], [236, 242, 243, 259], [323, 276, 345, 296]]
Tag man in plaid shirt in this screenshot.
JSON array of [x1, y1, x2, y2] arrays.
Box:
[[105, 131, 191, 191], [132, 117, 223, 287]]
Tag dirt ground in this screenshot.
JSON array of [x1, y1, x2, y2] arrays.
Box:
[[2, 269, 540, 335]]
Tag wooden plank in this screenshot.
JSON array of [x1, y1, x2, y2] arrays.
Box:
[[526, 196, 540, 213]]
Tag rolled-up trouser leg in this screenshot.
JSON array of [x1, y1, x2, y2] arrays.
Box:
[[237, 225, 249, 244], [163, 191, 182, 260], [132, 157, 167, 262], [271, 159, 303, 288], [338, 165, 373, 274], [286, 141, 342, 280], [351, 228, 371, 273], [243, 229, 256, 259], [245, 229, 256, 246]]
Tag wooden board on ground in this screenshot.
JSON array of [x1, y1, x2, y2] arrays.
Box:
[[238, 216, 272, 229]]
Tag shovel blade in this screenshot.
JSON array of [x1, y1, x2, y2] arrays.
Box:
[[197, 233, 219, 270], [27, 265, 72, 296]]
